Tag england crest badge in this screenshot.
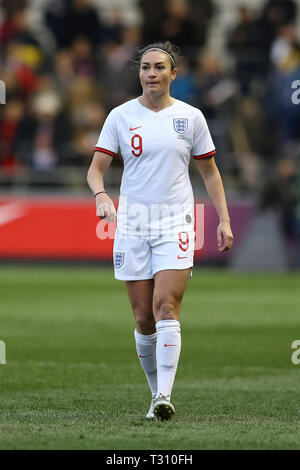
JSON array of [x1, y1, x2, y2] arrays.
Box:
[[114, 251, 125, 269], [173, 118, 188, 134]]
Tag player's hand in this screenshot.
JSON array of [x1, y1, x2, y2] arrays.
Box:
[[95, 193, 116, 223], [217, 220, 234, 253]]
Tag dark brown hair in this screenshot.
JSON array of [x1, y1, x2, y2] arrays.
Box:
[[133, 41, 182, 72]]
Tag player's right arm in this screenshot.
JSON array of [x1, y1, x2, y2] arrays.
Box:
[[87, 151, 117, 222]]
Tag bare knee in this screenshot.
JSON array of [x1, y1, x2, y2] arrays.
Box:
[[134, 306, 156, 334], [154, 297, 179, 322]]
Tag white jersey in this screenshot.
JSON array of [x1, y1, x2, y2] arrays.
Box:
[[95, 98, 215, 238]]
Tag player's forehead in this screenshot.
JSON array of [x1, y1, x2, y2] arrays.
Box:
[[140, 50, 170, 65]]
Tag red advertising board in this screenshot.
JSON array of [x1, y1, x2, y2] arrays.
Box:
[[0, 197, 109, 259]]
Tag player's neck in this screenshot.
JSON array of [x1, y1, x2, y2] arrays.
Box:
[[139, 93, 175, 112]]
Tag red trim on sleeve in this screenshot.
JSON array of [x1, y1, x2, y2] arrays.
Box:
[[94, 147, 117, 157], [193, 150, 216, 159]]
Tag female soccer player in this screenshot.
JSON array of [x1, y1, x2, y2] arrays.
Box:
[[87, 41, 233, 421]]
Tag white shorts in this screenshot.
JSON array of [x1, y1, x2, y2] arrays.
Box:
[[113, 230, 194, 280]]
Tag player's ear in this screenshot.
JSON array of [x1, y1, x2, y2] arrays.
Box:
[[171, 68, 177, 81]]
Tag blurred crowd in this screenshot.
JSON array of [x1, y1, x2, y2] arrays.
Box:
[[0, 0, 299, 263], [0, 0, 215, 176]]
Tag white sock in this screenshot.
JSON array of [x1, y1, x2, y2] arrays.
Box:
[[156, 319, 181, 399], [134, 329, 157, 397]]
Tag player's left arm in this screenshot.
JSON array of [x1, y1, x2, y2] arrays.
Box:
[[195, 157, 234, 253]]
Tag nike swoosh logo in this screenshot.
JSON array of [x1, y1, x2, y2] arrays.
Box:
[[177, 255, 188, 259], [130, 126, 142, 131], [0, 201, 27, 227], [164, 344, 177, 347], [139, 354, 152, 358]]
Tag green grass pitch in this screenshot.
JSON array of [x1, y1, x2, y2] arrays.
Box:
[[0, 265, 300, 450]]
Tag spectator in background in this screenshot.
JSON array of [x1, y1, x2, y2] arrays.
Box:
[[227, 6, 272, 95], [10, 73, 73, 170], [64, 76, 101, 123], [277, 158, 300, 269], [103, 8, 128, 44], [252, 0, 297, 76], [170, 57, 197, 104], [0, 0, 28, 46], [0, 4, 43, 104], [53, 48, 76, 92], [194, 54, 238, 122], [2, 40, 40, 99], [194, 55, 237, 172], [71, 102, 106, 166], [227, 7, 257, 95], [262, 0, 297, 28], [227, 1, 297, 96], [44, 0, 71, 50], [71, 36, 97, 77], [264, 34, 300, 158], [30, 93, 59, 170], [15, 87, 67, 169], [0, 0, 27, 14], [140, 0, 214, 52], [138, 0, 166, 44], [53, 40, 97, 92], [270, 23, 295, 67], [150, 0, 199, 58], [45, 0, 105, 49], [261, 157, 300, 269], [188, 0, 215, 48], [0, 98, 25, 174], [101, 27, 141, 109], [63, 76, 107, 166], [0, 6, 43, 68], [0, 6, 43, 71]]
